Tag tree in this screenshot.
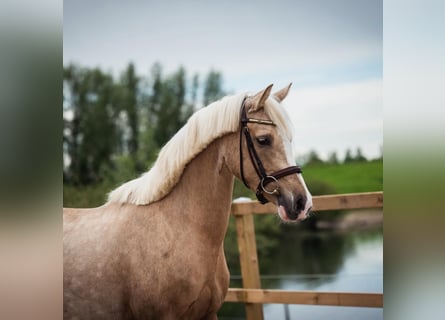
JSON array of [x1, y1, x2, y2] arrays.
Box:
[[63, 65, 118, 184], [190, 74, 199, 106], [187, 73, 199, 115], [344, 148, 354, 163], [63, 63, 226, 188], [306, 150, 324, 166], [327, 151, 339, 165], [63, 64, 83, 183], [119, 63, 139, 155], [137, 64, 162, 167], [203, 70, 224, 106], [355, 147, 367, 162], [153, 67, 188, 147]]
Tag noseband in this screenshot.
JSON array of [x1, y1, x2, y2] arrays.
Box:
[[239, 99, 303, 204]]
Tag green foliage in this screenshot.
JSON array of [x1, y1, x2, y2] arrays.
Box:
[[344, 147, 367, 163], [203, 70, 225, 106], [63, 182, 112, 208], [327, 151, 339, 165], [305, 149, 324, 166], [63, 65, 118, 185], [355, 147, 367, 162], [63, 155, 142, 208], [63, 62, 226, 201], [117, 63, 139, 156], [150, 66, 189, 147], [344, 148, 354, 163]]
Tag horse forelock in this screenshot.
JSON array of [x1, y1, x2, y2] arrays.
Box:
[[107, 91, 293, 205]]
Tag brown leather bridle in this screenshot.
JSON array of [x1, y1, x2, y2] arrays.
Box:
[[239, 98, 303, 204]]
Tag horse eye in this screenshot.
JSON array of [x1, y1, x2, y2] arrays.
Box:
[[256, 136, 271, 146]]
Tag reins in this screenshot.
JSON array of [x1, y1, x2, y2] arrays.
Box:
[[239, 98, 303, 204]]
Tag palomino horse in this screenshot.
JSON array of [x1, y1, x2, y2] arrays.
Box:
[[63, 84, 313, 319]]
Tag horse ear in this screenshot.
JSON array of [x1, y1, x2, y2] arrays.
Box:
[[273, 83, 292, 102], [248, 84, 273, 112]]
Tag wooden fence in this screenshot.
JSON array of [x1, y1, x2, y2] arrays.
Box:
[[224, 191, 383, 320]]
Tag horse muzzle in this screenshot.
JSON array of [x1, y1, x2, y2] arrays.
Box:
[[277, 193, 312, 222]]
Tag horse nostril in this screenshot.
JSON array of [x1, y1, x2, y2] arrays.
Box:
[[296, 195, 307, 212]]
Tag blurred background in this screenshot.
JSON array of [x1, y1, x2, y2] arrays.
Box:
[[63, 1, 382, 319]]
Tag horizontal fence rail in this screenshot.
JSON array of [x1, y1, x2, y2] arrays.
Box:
[[231, 191, 383, 216], [225, 191, 383, 320], [226, 289, 383, 308]]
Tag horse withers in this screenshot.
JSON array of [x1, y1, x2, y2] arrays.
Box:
[[63, 84, 313, 319]]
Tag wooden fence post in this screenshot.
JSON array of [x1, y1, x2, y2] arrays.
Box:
[[234, 213, 264, 320]]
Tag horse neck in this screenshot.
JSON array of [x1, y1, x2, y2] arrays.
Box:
[[163, 134, 236, 246]]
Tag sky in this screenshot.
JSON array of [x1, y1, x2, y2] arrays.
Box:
[[64, 0, 382, 160]]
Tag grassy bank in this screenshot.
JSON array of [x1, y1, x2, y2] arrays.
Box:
[[303, 160, 383, 195]]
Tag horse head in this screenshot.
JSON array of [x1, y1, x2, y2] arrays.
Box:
[[232, 84, 313, 222]]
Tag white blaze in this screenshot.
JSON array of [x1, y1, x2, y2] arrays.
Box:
[[283, 136, 313, 217]]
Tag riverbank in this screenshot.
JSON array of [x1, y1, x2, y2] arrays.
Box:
[[316, 209, 383, 230]]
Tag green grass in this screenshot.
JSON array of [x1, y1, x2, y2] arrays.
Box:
[[303, 160, 383, 195]]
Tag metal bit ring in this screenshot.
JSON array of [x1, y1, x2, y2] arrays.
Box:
[[260, 176, 280, 195]]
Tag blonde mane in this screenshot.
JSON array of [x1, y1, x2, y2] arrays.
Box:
[[107, 92, 292, 205]]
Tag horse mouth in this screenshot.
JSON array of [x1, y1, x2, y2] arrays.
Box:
[[277, 196, 309, 222], [277, 205, 304, 222]]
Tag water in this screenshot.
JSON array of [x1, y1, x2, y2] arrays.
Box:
[[220, 226, 383, 319]]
